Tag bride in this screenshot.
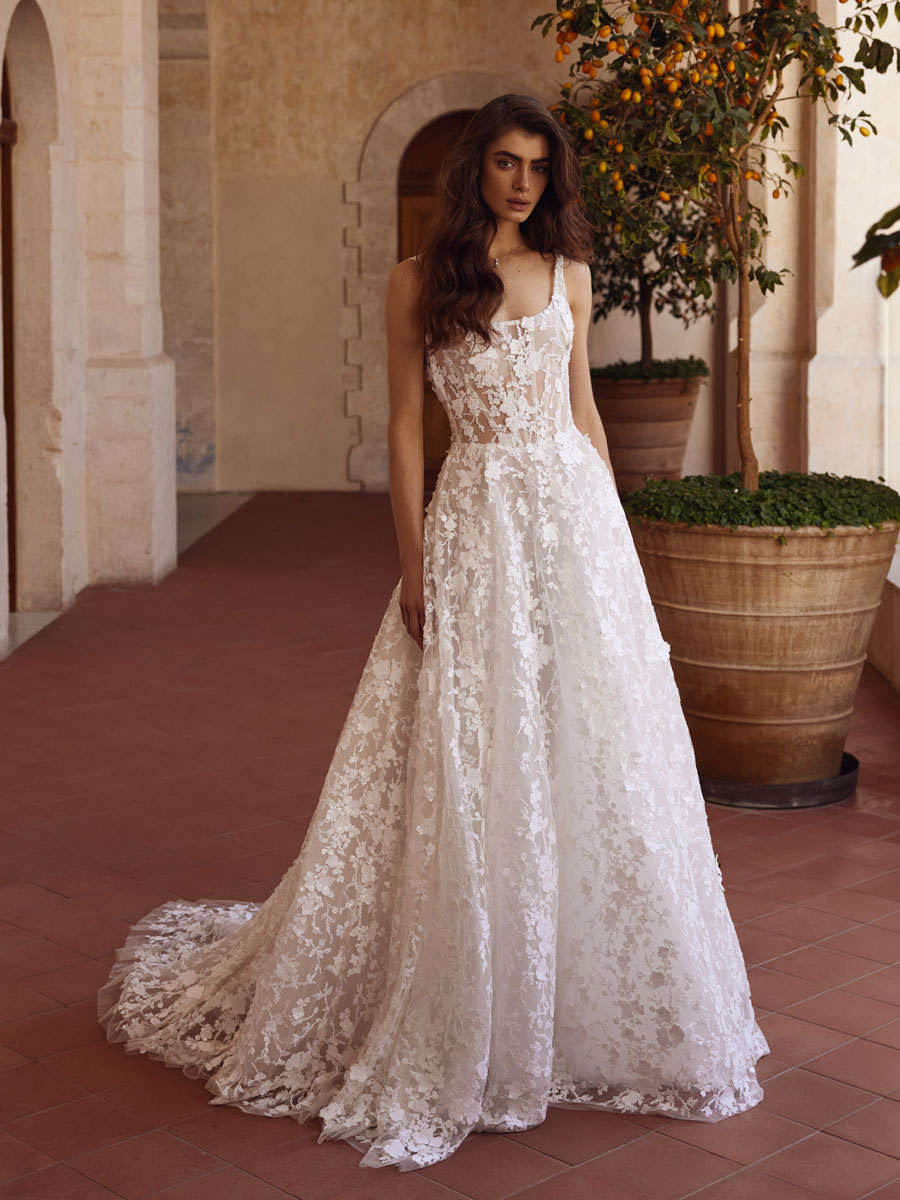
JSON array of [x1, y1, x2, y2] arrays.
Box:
[[98, 93, 769, 1173]]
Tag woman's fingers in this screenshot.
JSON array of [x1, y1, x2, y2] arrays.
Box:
[[399, 598, 425, 649]]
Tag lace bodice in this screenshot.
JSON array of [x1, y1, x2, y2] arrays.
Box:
[[426, 254, 574, 447]]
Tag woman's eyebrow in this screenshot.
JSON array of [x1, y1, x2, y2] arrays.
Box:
[[492, 149, 551, 164]]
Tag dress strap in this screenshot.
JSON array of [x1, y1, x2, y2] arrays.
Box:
[[552, 254, 563, 305]]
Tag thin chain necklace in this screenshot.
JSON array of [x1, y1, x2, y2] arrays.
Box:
[[493, 242, 528, 269]]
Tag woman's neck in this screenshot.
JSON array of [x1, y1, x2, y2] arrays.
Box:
[[488, 218, 528, 262]]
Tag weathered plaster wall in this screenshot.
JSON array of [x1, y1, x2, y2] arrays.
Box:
[[203, 0, 567, 491]]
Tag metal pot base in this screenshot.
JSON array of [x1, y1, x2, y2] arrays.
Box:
[[700, 753, 860, 810]]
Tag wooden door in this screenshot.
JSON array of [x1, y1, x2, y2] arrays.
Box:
[[398, 111, 474, 490]]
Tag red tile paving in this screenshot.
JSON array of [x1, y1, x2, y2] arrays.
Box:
[[0, 491, 898, 1200]]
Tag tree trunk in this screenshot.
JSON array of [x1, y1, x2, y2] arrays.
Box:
[[638, 271, 653, 371], [736, 256, 759, 492]]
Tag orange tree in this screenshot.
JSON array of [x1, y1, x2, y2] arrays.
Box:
[[536, 0, 900, 490], [584, 111, 717, 373]]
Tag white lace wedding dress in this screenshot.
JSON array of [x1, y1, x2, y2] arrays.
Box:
[[98, 254, 769, 1172]]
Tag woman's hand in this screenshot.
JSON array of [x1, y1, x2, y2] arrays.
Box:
[[399, 562, 426, 650]]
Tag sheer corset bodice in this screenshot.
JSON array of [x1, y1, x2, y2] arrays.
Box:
[[426, 254, 574, 447]]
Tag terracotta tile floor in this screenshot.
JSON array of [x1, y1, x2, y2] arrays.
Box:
[[1, 491, 899, 1200]]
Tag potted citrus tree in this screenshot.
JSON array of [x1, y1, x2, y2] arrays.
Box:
[[554, 72, 716, 493], [538, 0, 900, 804]]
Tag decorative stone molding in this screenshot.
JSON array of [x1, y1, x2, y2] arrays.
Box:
[[342, 71, 529, 491]]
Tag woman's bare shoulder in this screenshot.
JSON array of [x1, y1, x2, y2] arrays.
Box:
[[389, 256, 422, 287], [562, 257, 592, 284], [386, 256, 423, 307]]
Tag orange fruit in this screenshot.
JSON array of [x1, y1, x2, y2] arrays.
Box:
[[881, 246, 900, 272], [591, 109, 601, 121], [678, 242, 688, 256], [659, 189, 671, 201], [584, 128, 594, 140]]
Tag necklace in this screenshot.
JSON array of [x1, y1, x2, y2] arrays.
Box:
[[493, 243, 528, 269]]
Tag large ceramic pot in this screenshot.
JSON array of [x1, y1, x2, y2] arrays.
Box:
[[591, 375, 702, 496], [627, 517, 900, 787]]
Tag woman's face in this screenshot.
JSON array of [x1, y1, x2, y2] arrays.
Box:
[[480, 127, 551, 227]]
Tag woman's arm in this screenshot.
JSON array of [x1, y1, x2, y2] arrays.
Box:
[[565, 259, 617, 486], [385, 257, 427, 649]]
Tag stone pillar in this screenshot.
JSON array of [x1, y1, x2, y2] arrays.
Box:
[[804, 1, 898, 484], [82, 0, 176, 583], [159, 0, 215, 490]]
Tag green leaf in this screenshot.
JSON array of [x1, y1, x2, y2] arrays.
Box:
[[877, 3, 888, 26], [877, 267, 900, 297], [664, 119, 681, 144]]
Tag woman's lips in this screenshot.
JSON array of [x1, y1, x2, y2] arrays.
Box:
[[508, 199, 530, 211]]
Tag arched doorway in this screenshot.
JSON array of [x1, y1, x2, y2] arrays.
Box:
[[1, 57, 16, 614], [398, 110, 474, 489], [1, 0, 60, 615], [345, 70, 530, 491]]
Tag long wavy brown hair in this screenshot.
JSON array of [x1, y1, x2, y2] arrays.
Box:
[[416, 94, 593, 350]]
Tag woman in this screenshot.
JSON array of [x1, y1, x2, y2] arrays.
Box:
[[98, 94, 769, 1174]]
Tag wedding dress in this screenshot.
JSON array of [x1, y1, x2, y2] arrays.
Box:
[[97, 253, 769, 1172]]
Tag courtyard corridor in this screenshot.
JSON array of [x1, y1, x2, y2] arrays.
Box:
[[0, 492, 899, 1200]]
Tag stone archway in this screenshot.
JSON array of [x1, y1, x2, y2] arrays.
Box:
[[342, 71, 531, 491], [1, 0, 63, 615]]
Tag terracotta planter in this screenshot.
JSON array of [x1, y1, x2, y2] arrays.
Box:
[[627, 517, 900, 785], [591, 375, 702, 495]]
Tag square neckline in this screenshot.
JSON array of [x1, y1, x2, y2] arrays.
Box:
[[493, 255, 561, 327]]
